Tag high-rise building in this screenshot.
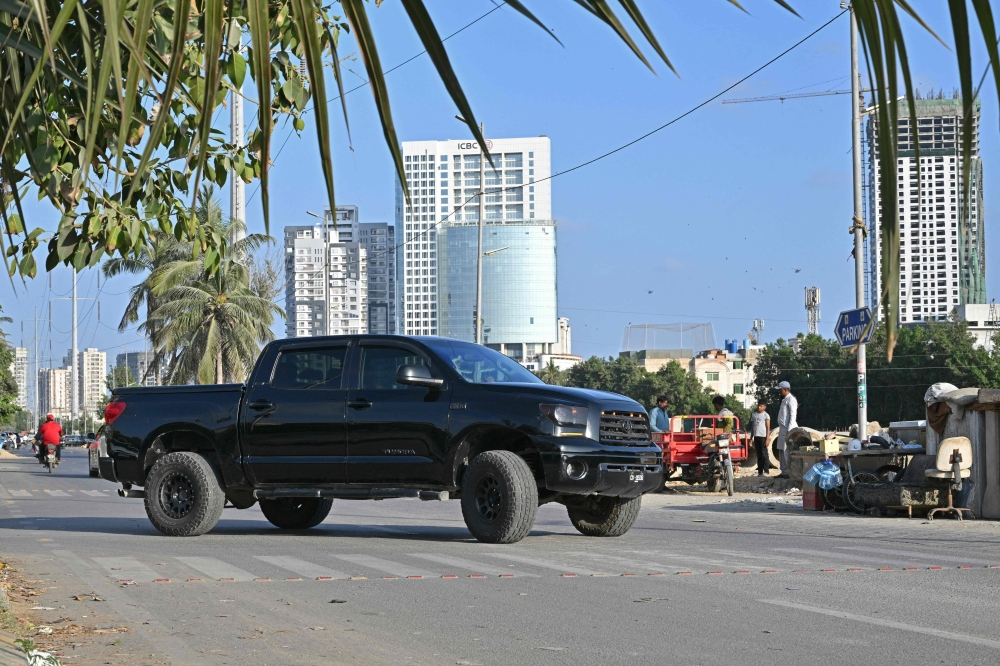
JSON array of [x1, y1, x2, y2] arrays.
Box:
[[115, 351, 160, 386], [38, 367, 72, 420], [867, 95, 987, 324], [78, 348, 106, 416], [317, 206, 397, 335], [12, 347, 27, 409], [395, 136, 553, 340], [283, 215, 368, 338]]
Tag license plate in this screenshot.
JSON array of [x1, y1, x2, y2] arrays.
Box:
[[629, 472, 644, 482]]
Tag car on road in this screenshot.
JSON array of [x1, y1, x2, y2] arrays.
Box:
[[98, 335, 663, 543], [87, 433, 100, 477]]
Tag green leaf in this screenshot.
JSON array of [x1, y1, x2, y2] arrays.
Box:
[[227, 50, 247, 90], [617, 0, 676, 76], [342, 0, 409, 206], [503, 1, 562, 45], [246, 0, 273, 233], [293, 117, 305, 131], [400, 0, 491, 168]]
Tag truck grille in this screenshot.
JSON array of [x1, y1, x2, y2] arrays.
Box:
[[600, 411, 651, 445]]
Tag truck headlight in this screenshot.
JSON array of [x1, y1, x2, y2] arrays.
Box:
[[540, 404, 589, 427]]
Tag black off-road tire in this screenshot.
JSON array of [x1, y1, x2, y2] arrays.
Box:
[[259, 498, 333, 529], [567, 496, 642, 537], [144, 452, 225, 537], [461, 450, 538, 544]]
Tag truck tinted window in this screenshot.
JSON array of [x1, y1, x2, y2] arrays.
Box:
[[423, 339, 542, 384], [271, 347, 348, 389], [361, 347, 428, 390]]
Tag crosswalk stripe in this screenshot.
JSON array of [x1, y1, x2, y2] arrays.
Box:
[[80, 490, 105, 497], [44, 490, 70, 497], [93, 557, 159, 582], [331, 554, 439, 578], [409, 553, 538, 577], [775, 548, 910, 566], [485, 552, 608, 576], [10, 490, 31, 497], [254, 556, 349, 580], [833, 546, 999, 566], [563, 551, 689, 572], [176, 556, 257, 581]]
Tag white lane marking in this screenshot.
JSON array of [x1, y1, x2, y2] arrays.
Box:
[[93, 557, 159, 582], [409, 553, 538, 577], [254, 556, 348, 579], [330, 555, 438, 578], [10, 490, 31, 497], [774, 547, 911, 565], [0, 485, 10, 500], [762, 600, 1000, 650], [485, 553, 608, 576], [80, 490, 106, 497], [44, 490, 70, 497], [833, 546, 999, 566], [176, 556, 257, 581]]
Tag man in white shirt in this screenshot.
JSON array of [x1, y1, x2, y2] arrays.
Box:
[[774, 381, 798, 479], [750, 401, 771, 476]]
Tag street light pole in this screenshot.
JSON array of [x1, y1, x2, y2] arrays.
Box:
[[849, 4, 868, 441], [307, 210, 329, 336], [476, 122, 486, 345]]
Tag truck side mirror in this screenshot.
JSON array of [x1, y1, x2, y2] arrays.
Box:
[[396, 364, 444, 389]]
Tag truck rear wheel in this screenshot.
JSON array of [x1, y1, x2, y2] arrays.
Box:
[[259, 498, 333, 529], [567, 496, 642, 537], [461, 450, 538, 544], [144, 452, 225, 537]]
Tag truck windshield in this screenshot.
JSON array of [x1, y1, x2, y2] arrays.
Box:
[[424, 340, 543, 384]]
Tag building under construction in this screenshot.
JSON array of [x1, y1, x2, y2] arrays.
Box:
[[867, 94, 987, 323]]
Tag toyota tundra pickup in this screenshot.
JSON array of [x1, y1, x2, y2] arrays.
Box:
[[98, 336, 662, 543]]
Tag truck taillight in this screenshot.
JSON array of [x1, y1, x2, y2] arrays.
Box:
[[105, 400, 127, 425]]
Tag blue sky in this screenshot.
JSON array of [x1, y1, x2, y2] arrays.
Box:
[[3, 1, 998, 366]]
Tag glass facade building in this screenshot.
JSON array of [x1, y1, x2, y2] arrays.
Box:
[[439, 220, 558, 354]]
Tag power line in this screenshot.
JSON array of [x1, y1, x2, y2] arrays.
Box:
[[289, 8, 850, 274]]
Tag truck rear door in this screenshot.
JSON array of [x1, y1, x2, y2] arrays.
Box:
[[242, 341, 351, 485]]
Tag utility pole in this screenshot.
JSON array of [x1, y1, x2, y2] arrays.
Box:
[[52, 270, 97, 434], [849, 3, 868, 442], [476, 122, 486, 344], [230, 35, 245, 248]]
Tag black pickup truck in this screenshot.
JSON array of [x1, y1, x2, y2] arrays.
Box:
[[98, 335, 662, 543]]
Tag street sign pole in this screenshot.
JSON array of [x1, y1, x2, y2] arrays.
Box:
[[850, 5, 868, 442]]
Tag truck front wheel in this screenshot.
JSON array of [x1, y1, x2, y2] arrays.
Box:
[[566, 496, 642, 537], [461, 450, 538, 544], [144, 452, 225, 537], [259, 498, 333, 530]]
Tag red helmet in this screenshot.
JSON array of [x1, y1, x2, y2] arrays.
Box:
[[45, 413, 54, 421]]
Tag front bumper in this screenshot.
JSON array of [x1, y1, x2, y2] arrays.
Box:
[[536, 437, 663, 499]]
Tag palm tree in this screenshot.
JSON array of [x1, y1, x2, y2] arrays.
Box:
[[102, 232, 189, 334], [148, 189, 283, 384]]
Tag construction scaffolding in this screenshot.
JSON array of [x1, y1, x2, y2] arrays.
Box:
[[620, 323, 717, 355]]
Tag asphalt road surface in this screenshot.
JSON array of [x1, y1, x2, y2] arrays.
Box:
[[3, 447, 1000, 665]]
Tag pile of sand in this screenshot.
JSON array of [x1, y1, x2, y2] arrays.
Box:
[[0, 448, 18, 459]]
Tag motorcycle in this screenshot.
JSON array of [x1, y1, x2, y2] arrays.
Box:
[[36, 438, 60, 473]]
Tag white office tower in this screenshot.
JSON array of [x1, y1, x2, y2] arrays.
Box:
[[283, 215, 368, 338], [38, 367, 72, 420], [12, 347, 27, 409], [868, 95, 987, 323], [78, 348, 106, 416], [395, 136, 553, 339], [318, 206, 397, 335]]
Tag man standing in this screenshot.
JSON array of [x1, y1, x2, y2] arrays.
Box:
[[774, 381, 797, 479], [750, 401, 771, 476], [649, 396, 670, 433]]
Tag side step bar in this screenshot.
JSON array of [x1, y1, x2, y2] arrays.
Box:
[[253, 488, 449, 501]]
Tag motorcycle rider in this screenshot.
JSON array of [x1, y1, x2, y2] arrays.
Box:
[[36, 414, 64, 464]]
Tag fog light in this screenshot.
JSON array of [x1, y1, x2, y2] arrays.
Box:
[[565, 460, 588, 480]]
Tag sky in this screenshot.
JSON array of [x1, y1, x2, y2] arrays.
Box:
[[2, 1, 999, 370]]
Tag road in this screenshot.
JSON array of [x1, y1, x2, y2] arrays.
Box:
[[2, 447, 1000, 665]]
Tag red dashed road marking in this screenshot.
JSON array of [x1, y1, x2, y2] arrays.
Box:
[[117, 579, 134, 584], [903, 568, 919, 571], [847, 568, 862, 572], [187, 578, 204, 582], [988, 565, 1000, 569], [648, 572, 664, 577], [620, 573, 636, 577], [762, 570, 779, 574], [469, 574, 486, 579], [382, 576, 398, 580], [959, 565, 973, 569], [286, 577, 302, 581], [499, 573, 515, 578], [441, 574, 458, 579], [707, 571, 723, 575], [154, 578, 170, 583], [317, 576, 334, 580], [561, 573, 577, 578], [928, 567, 943, 571], [879, 568, 893, 571], [349, 576, 366, 580], [254, 578, 271, 582], [821, 569, 837, 573], [793, 569, 809, 573], [219, 578, 236, 582], [406, 575, 423, 579], [677, 571, 693, 575], [734, 570, 750, 575]]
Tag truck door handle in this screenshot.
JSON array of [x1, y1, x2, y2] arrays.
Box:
[[348, 399, 372, 410], [248, 399, 275, 411]]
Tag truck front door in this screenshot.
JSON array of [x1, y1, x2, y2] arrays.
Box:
[[346, 342, 451, 485], [243, 343, 350, 485]]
